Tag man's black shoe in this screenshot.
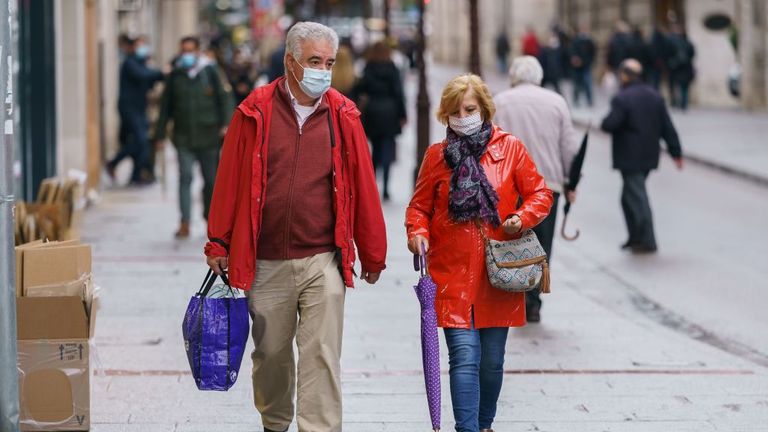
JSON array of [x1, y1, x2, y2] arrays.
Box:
[[631, 244, 657, 254]]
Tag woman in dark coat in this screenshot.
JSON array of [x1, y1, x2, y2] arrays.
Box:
[[352, 41, 407, 200]]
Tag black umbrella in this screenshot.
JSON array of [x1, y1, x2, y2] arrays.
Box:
[[561, 125, 590, 241]]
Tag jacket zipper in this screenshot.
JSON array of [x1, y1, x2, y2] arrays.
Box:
[[336, 102, 356, 276], [253, 106, 266, 253]]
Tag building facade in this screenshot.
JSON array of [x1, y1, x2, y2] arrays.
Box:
[[560, 0, 767, 109]]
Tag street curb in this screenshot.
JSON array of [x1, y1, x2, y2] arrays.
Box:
[[572, 118, 768, 188]]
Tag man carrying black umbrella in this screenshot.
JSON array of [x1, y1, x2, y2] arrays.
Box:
[[494, 56, 581, 323], [601, 59, 683, 254]]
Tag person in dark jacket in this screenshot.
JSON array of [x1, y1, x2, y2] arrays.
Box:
[[106, 36, 164, 185], [570, 26, 596, 106], [606, 21, 632, 72], [153, 36, 234, 238], [539, 34, 563, 94], [601, 59, 683, 253], [351, 41, 407, 201], [667, 25, 696, 110], [495, 31, 511, 74], [628, 26, 652, 81], [649, 26, 671, 90]]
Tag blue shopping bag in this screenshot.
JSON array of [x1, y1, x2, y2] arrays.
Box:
[[182, 269, 249, 391]]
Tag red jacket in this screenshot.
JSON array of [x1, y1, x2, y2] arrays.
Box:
[[406, 126, 552, 329], [205, 78, 387, 289]]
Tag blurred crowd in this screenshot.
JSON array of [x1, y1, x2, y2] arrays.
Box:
[[495, 20, 696, 109], [105, 30, 413, 237]]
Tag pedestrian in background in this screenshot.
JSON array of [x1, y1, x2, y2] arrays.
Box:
[[351, 40, 407, 201], [667, 24, 696, 110], [154, 36, 234, 239], [522, 26, 541, 58], [205, 22, 387, 432], [569, 25, 596, 107], [493, 56, 580, 323], [649, 26, 671, 90], [539, 33, 564, 94], [607, 21, 632, 72], [406, 74, 552, 432], [628, 25, 652, 82], [330, 44, 356, 96], [495, 31, 511, 75], [227, 48, 256, 105], [601, 59, 683, 254], [106, 35, 164, 186]]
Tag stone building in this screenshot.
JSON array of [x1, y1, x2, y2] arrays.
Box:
[[560, 0, 767, 109]]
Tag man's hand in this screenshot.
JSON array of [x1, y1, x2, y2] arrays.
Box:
[[566, 189, 577, 204], [674, 157, 684, 171], [408, 235, 429, 255], [207, 256, 228, 275], [502, 215, 522, 235], [361, 271, 380, 284]]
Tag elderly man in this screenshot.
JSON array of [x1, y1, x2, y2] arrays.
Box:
[[601, 59, 683, 253], [204, 22, 387, 432], [493, 56, 580, 323]]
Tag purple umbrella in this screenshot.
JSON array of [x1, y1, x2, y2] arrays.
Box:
[[413, 247, 440, 431]]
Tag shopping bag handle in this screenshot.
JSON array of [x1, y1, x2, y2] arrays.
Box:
[[197, 269, 232, 298], [412, 243, 427, 277]]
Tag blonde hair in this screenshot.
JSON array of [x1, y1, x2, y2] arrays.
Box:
[[436, 74, 495, 125], [331, 45, 356, 95]]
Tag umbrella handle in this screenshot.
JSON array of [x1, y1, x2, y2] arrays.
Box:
[[560, 213, 581, 241], [413, 244, 428, 277]]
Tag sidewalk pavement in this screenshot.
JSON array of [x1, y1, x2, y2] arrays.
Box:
[[455, 64, 768, 186], [83, 66, 768, 431]]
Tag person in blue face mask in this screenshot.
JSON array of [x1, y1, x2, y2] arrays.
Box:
[[106, 35, 164, 186], [203, 22, 386, 432], [153, 36, 235, 239]]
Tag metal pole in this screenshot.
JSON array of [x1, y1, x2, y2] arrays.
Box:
[[414, 0, 430, 184], [468, 0, 481, 77], [0, 0, 20, 429]]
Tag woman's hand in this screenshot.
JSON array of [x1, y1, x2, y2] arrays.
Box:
[[207, 256, 229, 275], [408, 235, 429, 255], [502, 215, 522, 235]]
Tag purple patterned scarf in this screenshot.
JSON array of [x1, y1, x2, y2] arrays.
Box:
[[443, 122, 501, 227]]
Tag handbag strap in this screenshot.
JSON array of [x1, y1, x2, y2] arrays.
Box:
[[197, 269, 232, 298]]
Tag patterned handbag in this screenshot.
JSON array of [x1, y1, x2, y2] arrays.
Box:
[[477, 221, 551, 294]]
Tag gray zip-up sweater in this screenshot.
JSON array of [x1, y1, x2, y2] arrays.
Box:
[[493, 83, 580, 193]]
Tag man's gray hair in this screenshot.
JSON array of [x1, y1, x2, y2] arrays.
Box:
[[286, 21, 339, 60], [509, 56, 544, 86]]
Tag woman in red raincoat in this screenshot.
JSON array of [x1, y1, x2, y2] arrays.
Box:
[[405, 74, 552, 432]]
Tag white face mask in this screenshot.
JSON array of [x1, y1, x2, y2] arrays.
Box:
[[449, 112, 483, 136]]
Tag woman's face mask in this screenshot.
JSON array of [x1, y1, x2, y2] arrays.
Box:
[[449, 112, 483, 136], [291, 58, 332, 99]]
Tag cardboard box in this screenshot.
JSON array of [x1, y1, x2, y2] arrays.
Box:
[[14, 240, 84, 297], [22, 244, 91, 292], [16, 296, 96, 431], [15, 240, 44, 297]]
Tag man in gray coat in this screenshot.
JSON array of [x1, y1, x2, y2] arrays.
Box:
[[493, 56, 580, 323]]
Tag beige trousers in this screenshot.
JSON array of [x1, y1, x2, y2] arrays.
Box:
[[248, 252, 346, 432]]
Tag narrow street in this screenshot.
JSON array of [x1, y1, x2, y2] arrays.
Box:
[[82, 64, 768, 431]]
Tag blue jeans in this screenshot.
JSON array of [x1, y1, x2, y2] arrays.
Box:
[[444, 325, 509, 432]]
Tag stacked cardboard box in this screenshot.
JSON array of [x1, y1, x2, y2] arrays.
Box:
[[15, 176, 85, 245], [15, 239, 97, 431]]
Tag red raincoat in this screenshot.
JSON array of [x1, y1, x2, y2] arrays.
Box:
[[204, 78, 387, 289], [406, 126, 553, 329]]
